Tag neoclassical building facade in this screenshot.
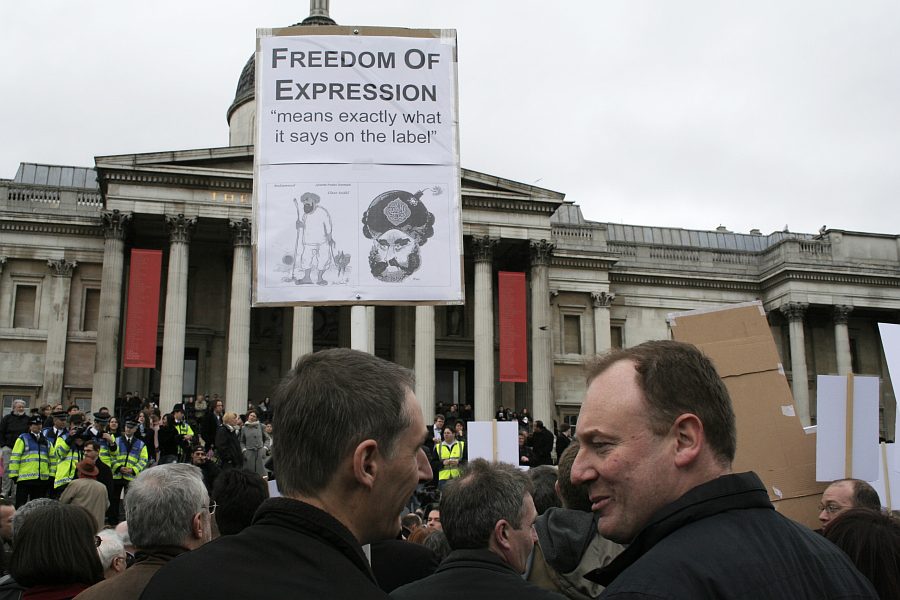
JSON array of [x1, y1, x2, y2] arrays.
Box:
[[1, 8, 898, 440]]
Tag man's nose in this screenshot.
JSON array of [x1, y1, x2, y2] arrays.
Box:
[[570, 449, 593, 485], [417, 448, 433, 482]]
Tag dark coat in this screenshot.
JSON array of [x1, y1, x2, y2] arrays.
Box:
[[371, 539, 440, 593], [200, 411, 221, 448], [73, 546, 186, 600], [530, 428, 555, 467], [588, 472, 878, 598], [141, 498, 390, 599], [555, 433, 571, 459], [391, 548, 565, 599], [0, 413, 30, 448], [214, 425, 241, 469]]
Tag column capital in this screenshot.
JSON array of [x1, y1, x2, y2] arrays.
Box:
[[47, 258, 77, 278], [165, 214, 197, 244], [833, 304, 854, 324], [529, 239, 554, 266], [591, 291, 616, 308], [470, 235, 498, 263], [101, 209, 133, 240], [780, 302, 809, 322], [229, 218, 252, 247]]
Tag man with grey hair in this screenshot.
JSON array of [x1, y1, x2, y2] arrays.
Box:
[[392, 459, 564, 599], [143, 348, 433, 599], [95, 529, 127, 580], [74, 464, 211, 600]]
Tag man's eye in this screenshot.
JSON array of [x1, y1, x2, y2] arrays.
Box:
[[378, 240, 390, 248], [395, 239, 410, 249]]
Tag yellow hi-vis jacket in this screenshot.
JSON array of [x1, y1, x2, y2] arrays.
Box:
[[9, 432, 53, 482], [438, 441, 464, 481]]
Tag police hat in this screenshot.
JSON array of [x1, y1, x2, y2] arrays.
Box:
[[29, 415, 43, 425], [51, 410, 68, 419]]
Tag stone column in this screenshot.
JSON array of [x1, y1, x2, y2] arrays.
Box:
[[781, 302, 811, 426], [42, 259, 77, 406], [472, 236, 498, 421], [415, 306, 435, 422], [367, 306, 375, 354], [291, 307, 314, 366], [833, 304, 854, 376], [159, 214, 196, 415], [591, 291, 615, 354], [393, 307, 414, 368], [350, 305, 369, 352], [225, 219, 252, 408], [530, 240, 554, 425], [92, 210, 131, 408]]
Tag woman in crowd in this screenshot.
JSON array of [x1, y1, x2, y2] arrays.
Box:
[[8, 503, 103, 599], [239, 410, 267, 478], [824, 508, 900, 600], [106, 417, 119, 440], [518, 431, 535, 467], [156, 414, 180, 465]]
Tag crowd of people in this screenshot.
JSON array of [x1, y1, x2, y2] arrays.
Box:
[[0, 343, 896, 599]]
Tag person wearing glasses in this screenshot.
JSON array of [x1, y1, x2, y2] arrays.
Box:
[[818, 478, 882, 530], [73, 464, 212, 600]]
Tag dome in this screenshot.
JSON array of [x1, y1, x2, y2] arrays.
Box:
[[226, 11, 337, 123]]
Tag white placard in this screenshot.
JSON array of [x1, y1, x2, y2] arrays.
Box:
[[869, 443, 898, 511], [257, 34, 456, 166], [253, 29, 462, 306], [466, 421, 520, 467], [815, 375, 880, 482], [254, 163, 461, 304]]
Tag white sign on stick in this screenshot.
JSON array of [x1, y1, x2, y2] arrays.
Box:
[[466, 421, 520, 467], [815, 375, 880, 482], [870, 443, 898, 511], [252, 28, 462, 306]]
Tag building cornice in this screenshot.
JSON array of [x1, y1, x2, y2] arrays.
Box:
[[611, 272, 760, 292], [761, 268, 900, 289], [0, 219, 102, 238]]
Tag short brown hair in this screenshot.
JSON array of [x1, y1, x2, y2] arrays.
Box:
[[273, 348, 414, 496], [557, 441, 592, 512], [585, 340, 736, 464]]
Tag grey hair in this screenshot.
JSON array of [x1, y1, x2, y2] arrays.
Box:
[[96, 529, 125, 570], [125, 464, 208, 548], [273, 348, 415, 496], [441, 459, 533, 550], [12, 498, 58, 541]]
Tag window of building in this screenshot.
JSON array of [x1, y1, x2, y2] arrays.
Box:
[[610, 324, 624, 349], [82, 288, 101, 331], [563, 315, 582, 354], [13, 285, 38, 328]]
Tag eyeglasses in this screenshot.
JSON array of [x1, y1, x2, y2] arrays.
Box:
[[125, 551, 135, 568], [205, 501, 217, 515], [95, 535, 102, 547], [818, 503, 845, 514]]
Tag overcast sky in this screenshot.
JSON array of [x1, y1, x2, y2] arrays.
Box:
[[2, 1, 898, 236]]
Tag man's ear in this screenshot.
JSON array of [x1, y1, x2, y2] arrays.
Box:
[[492, 519, 512, 551], [672, 413, 703, 468], [192, 512, 204, 540], [352, 439, 379, 489]]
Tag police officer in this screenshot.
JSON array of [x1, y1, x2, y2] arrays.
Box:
[[9, 415, 53, 506]]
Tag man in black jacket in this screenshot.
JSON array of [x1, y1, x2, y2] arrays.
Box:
[[0, 399, 31, 499], [392, 459, 564, 600], [570, 341, 877, 598], [142, 349, 433, 599], [529, 420, 555, 467]]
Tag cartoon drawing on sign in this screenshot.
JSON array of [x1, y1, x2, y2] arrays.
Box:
[[361, 187, 440, 282], [280, 192, 350, 286]]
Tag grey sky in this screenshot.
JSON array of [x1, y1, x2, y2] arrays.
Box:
[[2, 1, 898, 236]]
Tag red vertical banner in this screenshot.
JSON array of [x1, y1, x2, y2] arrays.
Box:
[[498, 271, 528, 382], [123, 249, 162, 368]]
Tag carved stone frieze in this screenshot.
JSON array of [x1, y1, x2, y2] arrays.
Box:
[[229, 218, 252, 247], [165, 214, 197, 244], [530, 239, 554, 266], [101, 209, 133, 240], [47, 258, 77, 278], [780, 302, 809, 322]]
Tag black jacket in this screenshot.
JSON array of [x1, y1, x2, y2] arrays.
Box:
[[214, 425, 241, 469], [530, 428, 555, 467], [141, 498, 389, 599], [588, 472, 878, 599], [0, 413, 30, 448], [391, 548, 564, 599]]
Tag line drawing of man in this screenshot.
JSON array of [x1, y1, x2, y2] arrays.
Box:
[[362, 189, 436, 283], [294, 192, 334, 286]]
